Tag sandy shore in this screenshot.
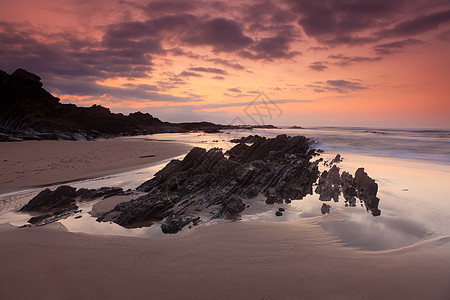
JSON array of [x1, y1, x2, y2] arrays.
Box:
[[0, 138, 191, 193], [0, 221, 449, 300]]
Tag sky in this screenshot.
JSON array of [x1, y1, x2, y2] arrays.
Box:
[[0, 0, 449, 128]]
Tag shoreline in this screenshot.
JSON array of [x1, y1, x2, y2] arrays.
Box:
[[0, 138, 192, 194]]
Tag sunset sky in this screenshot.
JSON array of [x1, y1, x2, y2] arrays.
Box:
[[1, 0, 449, 128]]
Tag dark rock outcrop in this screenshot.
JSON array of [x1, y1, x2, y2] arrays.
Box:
[[315, 165, 381, 216], [99, 135, 320, 233], [321, 203, 331, 214], [230, 135, 266, 144], [20, 185, 124, 212], [20, 185, 78, 212], [0, 68, 242, 141]]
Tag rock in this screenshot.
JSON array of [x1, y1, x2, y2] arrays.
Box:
[[28, 205, 79, 226], [100, 135, 320, 232], [278, 208, 285, 212], [321, 203, 331, 214], [229, 135, 266, 144], [20, 185, 124, 213], [161, 214, 193, 234], [354, 168, 381, 216], [315, 165, 341, 202], [215, 196, 246, 218], [20, 186, 77, 212], [275, 211, 283, 216], [0, 68, 251, 142]]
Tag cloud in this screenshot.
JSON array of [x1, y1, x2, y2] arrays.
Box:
[[288, 0, 404, 45], [240, 34, 301, 60], [378, 9, 450, 38], [308, 46, 329, 51], [183, 18, 253, 52], [212, 76, 225, 80], [227, 88, 242, 93], [206, 58, 245, 70], [179, 71, 203, 77], [307, 79, 369, 93], [47, 77, 197, 103], [188, 67, 228, 75], [309, 61, 328, 71], [373, 38, 425, 55], [328, 54, 382, 66]]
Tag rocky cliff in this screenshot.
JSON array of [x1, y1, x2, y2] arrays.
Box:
[[0, 68, 225, 141]]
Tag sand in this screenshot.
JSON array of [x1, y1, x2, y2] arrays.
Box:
[[0, 221, 449, 300], [0, 138, 192, 193]]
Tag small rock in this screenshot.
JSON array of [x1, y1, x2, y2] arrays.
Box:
[[275, 211, 283, 217]]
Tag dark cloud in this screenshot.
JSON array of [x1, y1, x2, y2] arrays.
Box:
[[223, 92, 250, 98], [437, 29, 450, 42], [288, 0, 404, 45], [188, 67, 228, 75], [46, 77, 195, 103], [206, 58, 245, 70], [183, 18, 253, 52], [179, 71, 203, 77], [227, 88, 242, 93], [328, 54, 382, 66], [309, 61, 328, 71], [144, 0, 197, 13], [373, 38, 425, 55], [378, 9, 450, 38], [0, 23, 153, 80], [212, 76, 225, 80], [244, 34, 300, 60], [307, 79, 368, 93], [308, 46, 329, 51]]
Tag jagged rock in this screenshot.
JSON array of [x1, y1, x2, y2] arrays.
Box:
[[315, 164, 381, 216], [100, 135, 320, 232], [20, 186, 78, 212], [315, 165, 341, 202], [161, 214, 194, 234], [230, 135, 266, 144], [355, 168, 381, 216], [215, 196, 246, 218], [27, 205, 79, 226], [20, 185, 124, 212], [321, 203, 331, 214]]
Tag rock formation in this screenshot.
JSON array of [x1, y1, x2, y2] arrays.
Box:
[[98, 135, 320, 233], [315, 165, 381, 216], [0, 69, 235, 141]]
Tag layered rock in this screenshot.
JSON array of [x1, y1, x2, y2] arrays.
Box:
[[98, 135, 320, 233], [315, 165, 381, 216], [20, 186, 125, 226]]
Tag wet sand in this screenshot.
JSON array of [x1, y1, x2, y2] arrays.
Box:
[[0, 138, 191, 193], [0, 221, 449, 300]]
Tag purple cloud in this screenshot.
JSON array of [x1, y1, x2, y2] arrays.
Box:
[[373, 39, 425, 55]]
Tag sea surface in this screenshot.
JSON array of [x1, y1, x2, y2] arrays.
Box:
[[1, 126, 449, 251]]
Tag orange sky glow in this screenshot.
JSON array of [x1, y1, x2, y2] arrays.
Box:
[[1, 0, 449, 128]]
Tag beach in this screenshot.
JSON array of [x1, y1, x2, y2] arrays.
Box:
[[1, 130, 450, 299], [1, 220, 449, 300], [0, 138, 192, 193]]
